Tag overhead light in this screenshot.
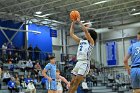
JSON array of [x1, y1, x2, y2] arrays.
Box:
[[81, 20, 85, 23], [35, 11, 42, 15], [132, 12, 140, 15], [34, 13, 57, 18], [132, 8, 136, 11], [94, 0, 111, 5]]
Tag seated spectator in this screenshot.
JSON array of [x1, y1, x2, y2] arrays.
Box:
[[33, 77, 41, 88], [8, 77, 16, 93], [82, 79, 89, 93], [13, 53, 20, 63], [34, 62, 42, 75], [25, 75, 33, 85], [26, 60, 33, 70], [8, 61, 14, 71], [41, 77, 47, 89], [108, 73, 114, 83], [20, 61, 26, 71], [20, 75, 27, 88], [3, 70, 11, 84], [15, 76, 22, 92], [26, 80, 36, 93]]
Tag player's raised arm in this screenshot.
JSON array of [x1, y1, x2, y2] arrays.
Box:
[[77, 18, 94, 45], [70, 21, 80, 44]]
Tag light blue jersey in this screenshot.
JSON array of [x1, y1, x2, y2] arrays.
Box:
[[128, 41, 140, 89], [44, 63, 57, 90], [128, 42, 140, 67], [45, 63, 56, 79]]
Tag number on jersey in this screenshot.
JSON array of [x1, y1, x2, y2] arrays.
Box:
[[79, 45, 83, 51], [135, 47, 140, 55]]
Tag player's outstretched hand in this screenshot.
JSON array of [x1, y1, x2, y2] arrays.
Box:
[[76, 17, 80, 22]]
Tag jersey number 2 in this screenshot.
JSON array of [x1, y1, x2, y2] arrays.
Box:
[[80, 46, 83, 51]]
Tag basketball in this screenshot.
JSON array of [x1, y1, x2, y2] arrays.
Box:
[[70, 10, 80, 21]]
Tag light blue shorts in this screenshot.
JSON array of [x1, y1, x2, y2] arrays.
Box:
[[46, 80, 57, 90], [131, 68, 140, 89]]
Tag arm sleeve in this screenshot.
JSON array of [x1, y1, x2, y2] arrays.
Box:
[[128, 45, 133, 55], [44, 64, 51, 71]]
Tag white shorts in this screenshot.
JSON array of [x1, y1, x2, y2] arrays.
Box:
[[71, 61, 90, 77], [57, 84, 63, 90]]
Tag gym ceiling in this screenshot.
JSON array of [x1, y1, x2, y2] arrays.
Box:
[[0, 0, 140, 29]]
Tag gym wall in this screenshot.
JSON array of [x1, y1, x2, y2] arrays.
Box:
[[100, 28, 140, 66]]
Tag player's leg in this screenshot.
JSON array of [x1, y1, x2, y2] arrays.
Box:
[[70, 75, 84, 93], [131, 68, 140, 93], [68, 62, 80, 93], [69, 63, 89, 93]]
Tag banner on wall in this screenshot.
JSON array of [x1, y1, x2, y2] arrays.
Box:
[[106, 41, 117, 66], [130, 38, 137, 44], [50, 29, 57, 37]]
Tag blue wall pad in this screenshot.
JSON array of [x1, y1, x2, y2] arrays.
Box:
[[0, 20, 24, 48], [28, 24, 52, 53]]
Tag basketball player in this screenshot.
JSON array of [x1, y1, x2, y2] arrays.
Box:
[[42, 56, 57, 93], [68, 18, 97, 93], [124, 32, 140, 93], [56, 69, 70, 93]]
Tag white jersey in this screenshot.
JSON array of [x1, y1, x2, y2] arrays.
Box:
[[77, 40, 94, 62]]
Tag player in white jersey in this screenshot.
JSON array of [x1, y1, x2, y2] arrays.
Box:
[[56, 69, 70, 93], [68, 18, 97, 93]]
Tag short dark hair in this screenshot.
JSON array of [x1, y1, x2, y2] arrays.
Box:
[[138, 31, 140, 35], [88, 29, 97, 42], [49, 56, 55, 60]]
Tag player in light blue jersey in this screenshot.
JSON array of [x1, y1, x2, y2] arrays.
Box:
[[124, 32, 140, 93], [42, 56, 57, 93], [68, 18, 97, 93]]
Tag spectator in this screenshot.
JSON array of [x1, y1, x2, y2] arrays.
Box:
[[25, 75, 32, 85], [26, 80, 36, 93], [3, 70, 11, 84], [34, 45, 41, 60], [108, 73, 114, 83], [8, 77, 16, 93], [28, 44, 33, 60], [34, 62, 42, 75], [26, 60, 33, 70], [13, 53, 20, 63], [20, 61, 26, 71], [20, 75, 27, 88], [41, 77, 47, 89], [15, 76, 22, 92], [2, 43, 7, 61], [8, 61, 14, 71], [8, 42, 15, 58]]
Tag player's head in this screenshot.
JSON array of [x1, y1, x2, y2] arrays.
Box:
[[137, 31, 140, 40], [85, 29, 97, 42], [49, 56, 55, 64], [56, 69, 60, 75]]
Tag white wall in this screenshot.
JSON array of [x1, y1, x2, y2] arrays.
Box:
[[52, 28, 63, 61]]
